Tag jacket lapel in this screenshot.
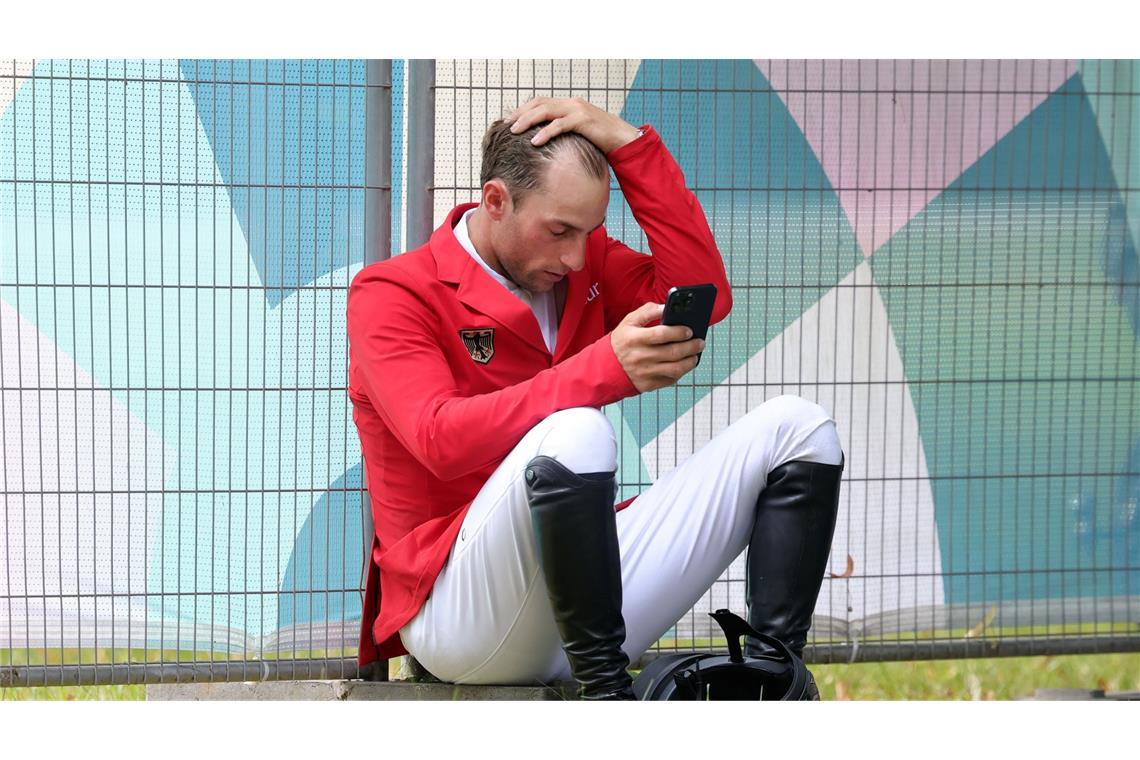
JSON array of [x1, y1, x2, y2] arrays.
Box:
[[431, 204, 549, 356], [552, 268, 589, 364]]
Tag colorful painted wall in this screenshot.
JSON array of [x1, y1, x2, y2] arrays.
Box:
[[2, 59, 1137, 656]]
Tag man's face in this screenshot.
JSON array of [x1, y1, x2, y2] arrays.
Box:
[[489, 156, 609, 294]]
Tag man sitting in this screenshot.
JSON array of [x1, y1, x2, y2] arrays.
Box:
[[347, 96, 845, 699]]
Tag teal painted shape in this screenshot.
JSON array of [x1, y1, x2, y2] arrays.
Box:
[[278, 465, 366, 628], [1, 59, 260, 391], [1101, 198, 1140, 338], [1078, 61, 1140, 337], [177, 59, 369, 306], [1078, 61, 1140, 260], [603, 404, 653, 504], [614, 60, 862, 448], [869, 74, 1140, 606]]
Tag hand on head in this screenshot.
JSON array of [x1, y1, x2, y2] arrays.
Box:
[[507, 96, 642, 154]]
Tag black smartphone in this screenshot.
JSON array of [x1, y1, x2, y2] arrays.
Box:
[[662, 284, 717, 366]]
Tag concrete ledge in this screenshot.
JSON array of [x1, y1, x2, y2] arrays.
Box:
[[146, 679, 580, 701]]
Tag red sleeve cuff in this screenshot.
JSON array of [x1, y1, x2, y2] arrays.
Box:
[[600, 335, 639, 400], [605, 124, 660, 165], [569, 332, 639, 403]]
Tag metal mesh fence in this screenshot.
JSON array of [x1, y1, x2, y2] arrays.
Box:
[[431, 58, 1140, 664], [1, 58, 389, 685], [2, 58, 1138, 687]]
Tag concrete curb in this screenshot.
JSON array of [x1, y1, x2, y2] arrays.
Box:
[[146, 679, 580, 701]]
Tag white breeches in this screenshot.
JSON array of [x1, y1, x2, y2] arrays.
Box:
[[398, 394, 843, 685]]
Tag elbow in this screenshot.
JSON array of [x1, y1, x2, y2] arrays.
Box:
[[415, 409, 479, 483], [705, 237, 732, 325], [711, 279, 733, 326], [425, 458, 465, 483], [417, 438, 468, 482]]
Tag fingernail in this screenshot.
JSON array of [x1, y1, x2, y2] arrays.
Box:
[[699, 339, 706, 349], [686, 329, 694, 339]]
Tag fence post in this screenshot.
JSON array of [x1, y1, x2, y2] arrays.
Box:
[[399, 58, 438, 682], [364, 58, 392, 266], [405, 59, 436, 250]]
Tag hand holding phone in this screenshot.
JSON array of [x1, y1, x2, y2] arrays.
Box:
[[662, 284, 717, 366], [610, 285, 717, 394]]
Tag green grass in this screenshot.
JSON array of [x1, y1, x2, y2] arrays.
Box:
[[2, 684, 145, 701], [812, 652, 1140, 700]]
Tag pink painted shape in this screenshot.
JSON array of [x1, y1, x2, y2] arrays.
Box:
[[757, 59, 1076, 256], [0, 60, 36, 119]]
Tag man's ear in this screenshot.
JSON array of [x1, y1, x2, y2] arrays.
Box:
[[482, 179, 513, 221]]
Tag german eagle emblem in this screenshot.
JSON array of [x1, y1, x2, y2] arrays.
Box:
[[459, 328, 495, 365]]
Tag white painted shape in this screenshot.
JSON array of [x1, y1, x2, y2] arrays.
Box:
[[0, 298, 175, 645], [644, 262, 944, 633], [0, 59, 35, 118]]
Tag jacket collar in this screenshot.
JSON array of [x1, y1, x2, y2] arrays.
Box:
[[430, 203, 591, 362]]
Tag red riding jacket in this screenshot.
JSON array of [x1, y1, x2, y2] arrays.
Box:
[[347, 125, 733, 667]]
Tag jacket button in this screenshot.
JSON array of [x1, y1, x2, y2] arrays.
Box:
[[525, 468, 535, 482]]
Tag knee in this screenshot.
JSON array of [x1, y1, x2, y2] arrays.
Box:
[[758, 395, 843, 465], [754, 394, 836, 439], [531, 407, 617, 474], [761, 394, 828, 422]]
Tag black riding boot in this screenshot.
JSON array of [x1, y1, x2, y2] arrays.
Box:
[[525, 455, 635, 700], [745, 454, 845, 699]]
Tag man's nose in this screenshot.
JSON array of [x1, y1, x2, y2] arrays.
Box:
[[561, 238, 587, 272]]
